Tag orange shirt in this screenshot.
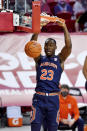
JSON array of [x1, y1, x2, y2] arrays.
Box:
[[59, 94, 79, 122]]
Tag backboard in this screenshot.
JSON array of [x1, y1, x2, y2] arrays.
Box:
[[1, 0, 40, 33]]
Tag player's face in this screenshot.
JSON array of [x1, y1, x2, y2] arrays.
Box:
[[44, 41, 57, 57]]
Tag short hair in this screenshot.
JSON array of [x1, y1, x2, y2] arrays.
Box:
[[61, 84, 69, 90], [45, 38, 56, 45]]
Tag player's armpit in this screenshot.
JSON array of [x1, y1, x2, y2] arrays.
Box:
[[58, 44, 72, 63]]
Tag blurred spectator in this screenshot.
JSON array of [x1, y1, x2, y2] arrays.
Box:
[[16, 0, 31, 14], [9, 0, 15, 11], [83, 56, 87, 91], [75, 11, 87, 32], [27, 0, 32, 9], [59, 84, 84, 131], [41, 0, 52, 15], [73, 0, 85, 16], [82, 0, 87, 11], [54, 0, 73, 16]]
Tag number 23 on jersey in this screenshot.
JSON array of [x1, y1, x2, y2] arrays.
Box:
[[40, 69, 54, 81]]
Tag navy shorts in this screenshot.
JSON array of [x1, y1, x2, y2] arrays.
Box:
[[31, 93, 59, 127]]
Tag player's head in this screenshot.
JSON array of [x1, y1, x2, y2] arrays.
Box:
[[44, 38, 57, 57], [61, 84, 69, 97]]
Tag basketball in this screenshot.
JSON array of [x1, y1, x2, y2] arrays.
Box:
[[24, 40, 42, 58]]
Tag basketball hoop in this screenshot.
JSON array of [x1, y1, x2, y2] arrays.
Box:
[[41, 13, 65, 23]]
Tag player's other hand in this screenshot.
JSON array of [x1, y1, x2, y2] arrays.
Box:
[[56, 20, 66, 28]]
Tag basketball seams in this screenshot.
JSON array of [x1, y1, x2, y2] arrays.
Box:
[[29, 45, 41, 53], [25, 41, 42, 58]]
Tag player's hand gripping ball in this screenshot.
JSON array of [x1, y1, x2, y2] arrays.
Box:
[[24, 40, 42, 58]]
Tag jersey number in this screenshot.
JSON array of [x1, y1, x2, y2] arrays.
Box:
[[40, 69, 54, 81]]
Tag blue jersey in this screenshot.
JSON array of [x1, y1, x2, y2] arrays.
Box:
[[35, 55, 63, 93]]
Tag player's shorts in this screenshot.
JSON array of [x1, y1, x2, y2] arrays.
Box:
[[30, 93, 59, 127]]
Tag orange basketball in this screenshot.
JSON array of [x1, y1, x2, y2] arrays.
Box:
[[24, 40, 42, 58]]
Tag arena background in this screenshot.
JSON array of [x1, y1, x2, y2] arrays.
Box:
[[0, 0, 87, 130], [0, 32, 87, 107]]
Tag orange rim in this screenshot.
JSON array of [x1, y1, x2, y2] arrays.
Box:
[[41, 15, 65, 23]]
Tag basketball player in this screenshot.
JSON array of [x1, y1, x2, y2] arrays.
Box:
[[30, 21, 72, 131], [83, 56, 87, 91]]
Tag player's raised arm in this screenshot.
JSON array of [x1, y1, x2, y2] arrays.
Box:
[[30, 33, 41, 63], [30, 33, 39, 41], [57, 21, 72, 63], [27, 33, 40, 63], [30, 19, 50, 41], [83, 56, 87, 80], [30, 21, 50, 62]]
